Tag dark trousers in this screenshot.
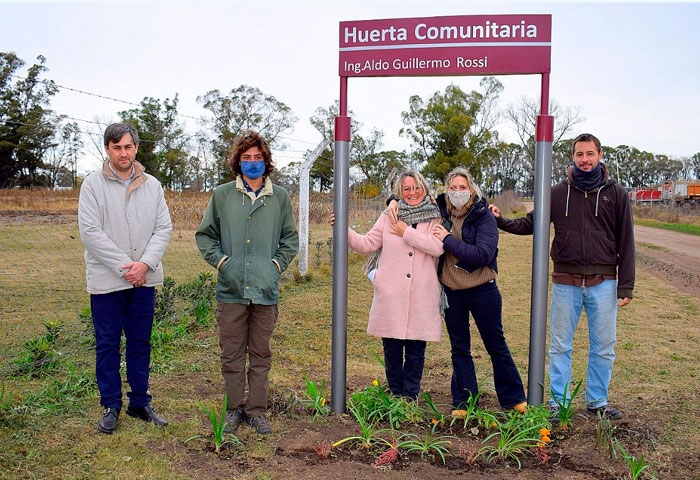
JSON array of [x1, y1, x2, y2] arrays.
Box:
[[444, 282, 526, 409], [216, 302, 278, 417], [91, 287, 156, 410], [382, 337, 427, 400]]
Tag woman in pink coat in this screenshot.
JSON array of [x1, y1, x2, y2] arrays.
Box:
[[347, 171, 444, 400]]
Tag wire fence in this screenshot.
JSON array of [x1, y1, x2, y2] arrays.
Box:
[[0, 192, 387, 351]]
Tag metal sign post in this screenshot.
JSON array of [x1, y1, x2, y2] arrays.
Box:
[[333, 14, 553, 412]]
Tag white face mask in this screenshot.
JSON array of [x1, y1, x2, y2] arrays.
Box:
[[448, 190, 470, 208]]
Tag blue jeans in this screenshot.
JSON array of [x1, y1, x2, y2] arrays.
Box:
[[444, 282, 526, 409], [382, 338, 426, 400], [91, 287, 156, 410], [549, 280, 618, 409]]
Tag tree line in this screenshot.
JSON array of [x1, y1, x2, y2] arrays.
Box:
[[2, 52, 699, 193]]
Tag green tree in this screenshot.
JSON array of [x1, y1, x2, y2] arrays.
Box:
[[689, 152, 700, 179], [119, 95, 189, 189], [0, 52, 60, 188], [197, 85, 297, 184], [485, 142, 526, 194], [400, 77, 502, 185]]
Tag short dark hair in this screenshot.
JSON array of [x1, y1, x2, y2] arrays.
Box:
[[104, 122, 139, 147], [572, 133, 602, 154], [229, 129, 275, 177]]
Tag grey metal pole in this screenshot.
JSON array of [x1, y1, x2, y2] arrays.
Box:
[[331, 116, 351, 413], [527, 116, 553, 406]]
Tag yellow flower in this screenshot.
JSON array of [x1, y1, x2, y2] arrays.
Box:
[[539, 428, 551, 436], [321, 398, 326, 407], [372, 379, 379, 387]]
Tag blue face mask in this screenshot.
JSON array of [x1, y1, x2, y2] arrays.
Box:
[[241, 160, 266, 179]]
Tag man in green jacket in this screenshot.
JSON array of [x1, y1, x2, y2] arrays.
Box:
[[196, 130, 298, 435]]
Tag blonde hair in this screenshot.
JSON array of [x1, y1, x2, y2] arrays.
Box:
[[393, 170, 435, 204], [444, 166, 483, 211]]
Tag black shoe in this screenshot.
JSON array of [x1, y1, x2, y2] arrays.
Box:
[[223, 409, 244, 433], [126, 404, 168, 426], [245, 414, 272, 435], [98, 407, 120, 434], [587, 404, 623, 420]]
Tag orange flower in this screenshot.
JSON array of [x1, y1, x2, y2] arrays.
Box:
[[541, 435, 551, 443], [431, 418, 438, 425], [539, 428, 550, 436]]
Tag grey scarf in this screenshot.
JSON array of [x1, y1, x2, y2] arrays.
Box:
[[363, 196, 441, 275]]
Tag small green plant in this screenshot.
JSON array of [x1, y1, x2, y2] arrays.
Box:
[[420, 391, 447, 432], [175, 272, 216, 326], [24, 367, 96, 413], [616, 439, 658, 480], [12, 320, 65, 377], [551, 379, 582, 430], [326, 237, 333, 264], [596, 415, 618, 458], [476, 410, 545, 470], [450, 390, 481, 428], [155, 276, 177, 324], [301, 373, 330, 420], [348, 380, 422, 429], [332, 403, 392, 450], [186, 395, 242, 453], [397, 431, 455, 464], [314, 241, 323, 267]]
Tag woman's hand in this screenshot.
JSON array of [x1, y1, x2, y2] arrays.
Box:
[[384, 199, 399, 223], [329, 212, 335, 227], [432, 223, 449, 241], [389, 219, 408, 237]]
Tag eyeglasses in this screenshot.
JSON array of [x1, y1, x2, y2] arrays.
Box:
[[241, 155, 264, 162]]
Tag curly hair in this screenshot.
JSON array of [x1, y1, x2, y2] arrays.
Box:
[[229, 129, 275, 177]]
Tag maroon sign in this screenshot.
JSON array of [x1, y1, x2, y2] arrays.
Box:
[[339, 14, 551, 77]]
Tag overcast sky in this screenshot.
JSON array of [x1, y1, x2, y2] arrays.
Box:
[[1, 0, 699, 173]]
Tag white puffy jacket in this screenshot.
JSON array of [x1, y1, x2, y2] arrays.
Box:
[[78, 161, 172, 294]]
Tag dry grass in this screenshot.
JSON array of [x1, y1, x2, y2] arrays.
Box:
[[1, 190, 700, 478]]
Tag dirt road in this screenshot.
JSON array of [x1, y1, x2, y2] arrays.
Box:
[[634, 225, 700, 297]]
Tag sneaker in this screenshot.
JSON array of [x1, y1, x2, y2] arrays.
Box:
[[549, 406, 560, 423], [98, 407, 120, 434], [126, 404, 168, 426], [587, 404, 623, 420], [451, 409, 468, 419], [223, 409, 244, 433], [246, 415, 272, 435], [511, 402, 528, 414]]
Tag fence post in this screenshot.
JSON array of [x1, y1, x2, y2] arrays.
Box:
[[298, 139, 330, 275]]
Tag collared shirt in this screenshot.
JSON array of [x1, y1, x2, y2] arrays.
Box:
[[107, 162, 135, 187], [242, 177, 265, 197]]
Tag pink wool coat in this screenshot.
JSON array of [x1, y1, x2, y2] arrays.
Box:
[[348, 214, 444, 342]]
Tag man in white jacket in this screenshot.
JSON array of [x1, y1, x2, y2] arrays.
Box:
[[78, 122, 172, 434]]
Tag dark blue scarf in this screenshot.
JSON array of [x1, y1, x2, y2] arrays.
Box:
[[572, 163, 603, 191]]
